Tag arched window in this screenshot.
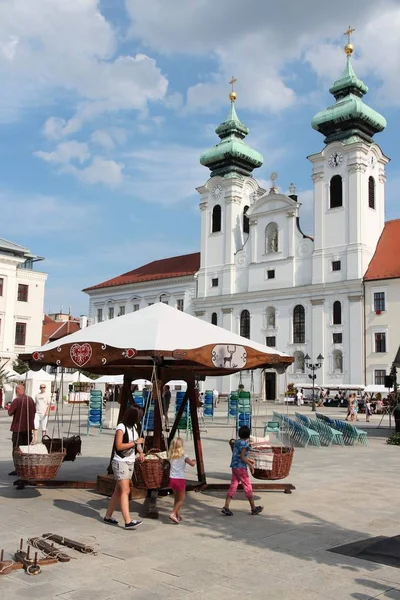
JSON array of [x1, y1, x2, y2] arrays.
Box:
[[368, 176, 375, 209], [212, 204, 221, 233], [211, 312, 218, 326], [265, 222, 278, 253], [330, 175, 343, 209], [293, 305, 305, 344], [333, 349, 343, 373], [240, 309, 250, 339], [266, 306, 276, 328], [333, 301, 342, 325], [243, 205, 249, 234], [293, 351, 305, 373]]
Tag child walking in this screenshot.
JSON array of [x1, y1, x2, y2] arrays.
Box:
[[168, 437, 196, 524], [222, 425, 263, 516]]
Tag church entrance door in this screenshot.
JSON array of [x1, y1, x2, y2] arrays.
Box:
[[265, 372, 276, 401]]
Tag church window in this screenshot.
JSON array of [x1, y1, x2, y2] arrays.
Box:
[[133, 304, 140, 312], [267, 270, 275, 279], [333, 333, 342, 344], [330, 175, 343, 209], [240, 309, 250, 339], [243, 205, 250, 234], [211, 278, 219, 287], [265, 222, 278, 253], [212, 204, 221, 233], [374, 369, 386, 385], [375, 332, 386, 353], [211, 312, 218, 326], [368, 176, 375, 209], [97, 309, 103, 322], [266, 336, 276, 348], [108, 306, 114, 319], [332, 260, 341, 272], [176, 299, 184, 311], [293, 305, 305, 344], [333, 301, 342, 325]]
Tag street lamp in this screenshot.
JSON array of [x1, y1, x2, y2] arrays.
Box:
[[304, 353, 324, 412]]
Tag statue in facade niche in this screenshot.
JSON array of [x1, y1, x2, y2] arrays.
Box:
[[296, 353, 305, 372], [268, 311, 275, 327], [335, 352, 343, 372], [268, 229, 278, 252]]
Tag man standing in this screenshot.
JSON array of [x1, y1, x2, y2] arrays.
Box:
[[8, 384, 35, 476], [33, 384, 51, 443]]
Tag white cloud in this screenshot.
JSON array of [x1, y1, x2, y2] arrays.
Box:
[[126, 0, 400, 110], [34, 140, 90, 165], [91, 130, 116, 150], [0, 1, 168, 128], [75, 156, 125, 187]]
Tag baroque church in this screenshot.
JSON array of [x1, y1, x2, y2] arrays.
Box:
[[84, 35, 390, 398]]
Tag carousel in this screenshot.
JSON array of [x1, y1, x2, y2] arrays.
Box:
[[19, 303, 295, 516]]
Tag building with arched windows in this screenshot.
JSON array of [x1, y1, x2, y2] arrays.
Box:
[[84, 38, 395, 398]]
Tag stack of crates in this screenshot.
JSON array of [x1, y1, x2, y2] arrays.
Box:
[[175, 391, 192, 439], [227, 391, 239, 422], [132, 390, 145, 408], [237, 390, 251, 432], [203, 390, 214, 420], [87, 389, 103, 434]]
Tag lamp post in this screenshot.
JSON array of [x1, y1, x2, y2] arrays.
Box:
[[304, 353, 324, 412]]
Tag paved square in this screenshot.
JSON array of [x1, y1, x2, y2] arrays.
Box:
[[1, 403, 399, 599]]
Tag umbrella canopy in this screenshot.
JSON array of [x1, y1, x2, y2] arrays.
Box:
[[21, 303, 293, 377], [363, 384, 389, 395]]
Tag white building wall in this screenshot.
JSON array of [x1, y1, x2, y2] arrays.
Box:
[[364, 280, 399, 386], [0, 254, 47, 362]]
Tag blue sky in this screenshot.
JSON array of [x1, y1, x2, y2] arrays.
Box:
[[1, 0, 400, 315]]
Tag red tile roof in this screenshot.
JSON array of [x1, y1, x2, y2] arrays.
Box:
[[42, 316, 81, 345], [364, 219, 400, 281], [83, 252, 200, 292]]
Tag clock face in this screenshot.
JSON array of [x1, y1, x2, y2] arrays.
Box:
[[328, 152, 344, 168], [211, 184, 223, 200]]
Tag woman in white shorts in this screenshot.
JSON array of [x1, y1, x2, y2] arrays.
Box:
[[104, 407, 144, 529]]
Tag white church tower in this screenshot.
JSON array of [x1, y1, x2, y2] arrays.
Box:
[[309, 28, 389, 286], [195, 79, 264, 305]]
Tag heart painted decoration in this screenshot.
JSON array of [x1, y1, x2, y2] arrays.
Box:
[[125, 348, 135, 359], [70, 343, 92, 367], [32, 352, 40, 361]]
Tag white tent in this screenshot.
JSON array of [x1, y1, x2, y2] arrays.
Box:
[[363, 384, 389, 395], [30, 303, 290, 363], [8, 369, 55, 397], [94, 375, 124, 385], [62, 371, 93, 384]]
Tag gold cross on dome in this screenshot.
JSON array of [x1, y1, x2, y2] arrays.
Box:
[[344, 25, 355, 44], [229, 76, 237, 93]]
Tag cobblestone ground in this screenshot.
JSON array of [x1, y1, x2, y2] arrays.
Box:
[[0, 402, 399, 600]]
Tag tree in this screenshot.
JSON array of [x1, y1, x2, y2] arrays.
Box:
[[13, 357, 29, 375]]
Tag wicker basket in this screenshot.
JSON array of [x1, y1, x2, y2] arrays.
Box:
[[133, 448, 170, 489], [42, 435, 82, 462], [13, 448, 66, 481], [252, 447, 294, 480], [228, 440, 294, 481]]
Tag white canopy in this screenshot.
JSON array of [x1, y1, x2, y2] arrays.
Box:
[[94, 374, 124, 385], [363, 384, 389, 394], [8, 369, 55, 382], [62, 371, 93, 384], [35, 303, 289, 358]]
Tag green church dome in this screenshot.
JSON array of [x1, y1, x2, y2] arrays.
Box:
[[200, 98, 263, 178], [312, 45, 386, 144]]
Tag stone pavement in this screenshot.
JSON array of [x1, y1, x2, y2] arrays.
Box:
[[0, 402, 400, 599]]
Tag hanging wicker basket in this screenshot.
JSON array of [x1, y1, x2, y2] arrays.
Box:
[[41, 435, 82, 462], [250, 446, 294, 481], [228, 440, 294, 481], [13, 448, 66, 481], [133, 448, 170, 489]]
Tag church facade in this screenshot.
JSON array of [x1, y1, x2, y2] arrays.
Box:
[[84, 39, 391, 398]]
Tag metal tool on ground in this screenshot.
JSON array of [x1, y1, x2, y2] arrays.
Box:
[[42, 534, 97, 555], [14, 546, 41, 576], [0, 549, 13, 575]]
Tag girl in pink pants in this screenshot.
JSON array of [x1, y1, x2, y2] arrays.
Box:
[[222, 426, 263, 516]]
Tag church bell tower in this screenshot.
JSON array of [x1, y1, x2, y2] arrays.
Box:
[[309, 27, 389, 285]]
